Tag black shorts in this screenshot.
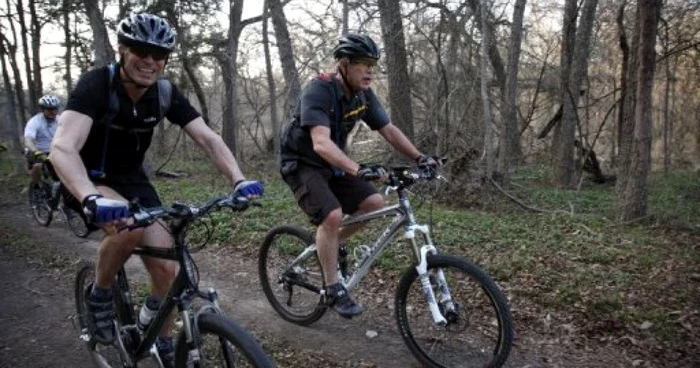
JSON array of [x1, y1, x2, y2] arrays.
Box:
[[282, 164, 377, 225], [62, 173, 161, 220]]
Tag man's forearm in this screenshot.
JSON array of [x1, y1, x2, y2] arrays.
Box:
[[50, 148, 98, 201]]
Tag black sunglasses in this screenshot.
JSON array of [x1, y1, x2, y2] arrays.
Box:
[[129, 45, 170, 61]]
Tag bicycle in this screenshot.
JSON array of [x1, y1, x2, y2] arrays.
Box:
[[259, 163, 513, 368], [74, 194, 276, 368], [27, 159, 90, 238]]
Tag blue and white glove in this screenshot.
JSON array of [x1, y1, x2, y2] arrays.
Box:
[[81, 194, 129, 225], [233, 180, 264, 198]]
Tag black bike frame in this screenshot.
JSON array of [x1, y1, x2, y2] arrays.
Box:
[[115, 220, 213, 361]]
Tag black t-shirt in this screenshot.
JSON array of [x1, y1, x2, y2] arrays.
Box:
[[66, 66, 200, 179], [280, 73, 389, 168]]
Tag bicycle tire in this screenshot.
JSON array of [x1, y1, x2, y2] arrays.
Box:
[[395, 254, 513, 368], [64, 206, 90, 238], [175, 312, 276, 368], [74, 261, 129, 368], [258, 225, 327, 325], [28, 182, 52, 226]]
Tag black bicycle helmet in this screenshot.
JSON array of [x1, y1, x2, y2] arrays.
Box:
[[333, 34, 380, 61], [38, 95, 60, 109], [117, 13, 176, 52]]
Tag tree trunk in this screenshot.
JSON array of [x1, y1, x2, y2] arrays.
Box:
[[552, 0, 596, 187], [616, 1, 641, 199], [268, 0, 301, 122], [28, 0, 42, 97], [16, 0, 37, 111], [378, 0, 415, 140], [480, 0, 494, 180], [62, 0, 73, 92], [0, 39, 22, 153], [162, 5, 211, 126], [498, 0, 527, 178], [221, 0, 245, 155], [83, 0, 114, 67], [263, 0, 280, 154], [619, 0, 662, 221], [0, 17, 28, 125], [341, 0, 349, 34], [614, 1, 629, 169]]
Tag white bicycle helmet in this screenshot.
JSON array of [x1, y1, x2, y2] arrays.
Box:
[[38, 95, 60, 109], [117, 13, 176, 52]]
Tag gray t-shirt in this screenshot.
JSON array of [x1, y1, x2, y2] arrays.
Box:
[[24, 113, 59, 152]]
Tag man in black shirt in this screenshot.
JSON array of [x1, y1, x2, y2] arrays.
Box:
[[279, 34, 438, 318], [51, 13, 263, 366]]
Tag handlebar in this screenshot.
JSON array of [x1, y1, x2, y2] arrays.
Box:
[[361, 156, 447, 189], [124, 194, 260, 232]]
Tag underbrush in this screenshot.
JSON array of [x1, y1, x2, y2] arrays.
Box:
[[2, 149, 698, 365]]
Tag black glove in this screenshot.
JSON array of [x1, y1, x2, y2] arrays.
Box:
[[356, 165, 386, 181], [82, 194, 129, 225], [416, 154, 440, 168]]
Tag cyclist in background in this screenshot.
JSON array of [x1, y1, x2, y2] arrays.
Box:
[[278, 34, 439, 318], [24, 95, 61, 187], [50, 13, 263, 367]]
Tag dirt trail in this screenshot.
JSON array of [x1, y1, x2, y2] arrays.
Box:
[[0, 196, 631, 368]]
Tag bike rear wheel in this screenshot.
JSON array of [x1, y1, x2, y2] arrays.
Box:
[[395, 254, 513, 368], [175, 312, 275, 368], [64, 206, 90, 238], [258, 225, 327, 325], [28, 182, 52, 226]]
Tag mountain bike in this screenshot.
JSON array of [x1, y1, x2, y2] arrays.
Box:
[[259, 163, 513, 368], [27, 159, 89, 237], [75, 194, 276, 368]]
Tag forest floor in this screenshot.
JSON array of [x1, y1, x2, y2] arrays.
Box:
[[0, 171, 697, 368]]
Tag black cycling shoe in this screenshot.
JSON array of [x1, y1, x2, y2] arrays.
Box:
[[85, 285, 116, 344], [326, 282, 364, 319], [156, 336, 175, 368]]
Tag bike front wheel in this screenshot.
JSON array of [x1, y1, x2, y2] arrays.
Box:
[[258, 225, 327, 325], [175, 312, 275, 368], [74, 261, 130, 368], [28, 182, 52, 226], [395, 254, 513, 368]]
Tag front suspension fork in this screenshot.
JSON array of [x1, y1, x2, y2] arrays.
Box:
[[416, 245, 456, 326]]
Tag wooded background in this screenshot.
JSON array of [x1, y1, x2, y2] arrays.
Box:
[[0, 0, 697, 221]]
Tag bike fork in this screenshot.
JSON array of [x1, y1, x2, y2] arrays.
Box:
[[416, 245, 454, 326]]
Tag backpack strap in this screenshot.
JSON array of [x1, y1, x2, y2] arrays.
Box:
[[89, 63, 119, 179], [157, 78, 172, 120]]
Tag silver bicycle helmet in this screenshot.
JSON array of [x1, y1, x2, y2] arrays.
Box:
[[38, 95, 60, 109], [333, 34, 380, 61], [117, 13, 176, 52]]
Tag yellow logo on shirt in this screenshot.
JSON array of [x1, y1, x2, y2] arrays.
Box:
[[343, 105, 366, 120]]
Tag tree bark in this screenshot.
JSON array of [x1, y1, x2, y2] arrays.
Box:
[[0, 16, 28, 125], [16, 0, 37, 111], [268, 0, 300, 122], [553, 0, 598, 187], [0, 37, 22, 153], [221, 0, 245, 155], [28, 0, 43, 97], [62, 0, 73, 92], [616, 1, 641, 199], [83, 0, 114, 67], [498, 0, 527, 178], [378, 0, 415, 140], [480, 0, 494, 179], [263, 0, 280, 154], [620, 0, 662, 220]]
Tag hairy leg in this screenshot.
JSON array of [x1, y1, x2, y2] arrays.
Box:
[[338, 193, 384, 241], [317, 208, 343, 286]]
